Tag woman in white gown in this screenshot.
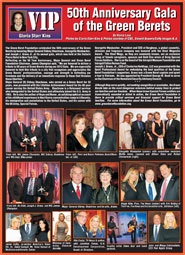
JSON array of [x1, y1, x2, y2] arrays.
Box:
[[6, 216, 21, 242], [120, 113, 133, 149]]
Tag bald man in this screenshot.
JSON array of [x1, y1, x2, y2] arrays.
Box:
[[9, 111, 26, 151], [23, 169, 41, 203], [8, 168, 24, 203], [26, 118, 42, 151], [40, 111, 61, 151]]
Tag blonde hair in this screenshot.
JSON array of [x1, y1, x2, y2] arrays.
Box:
[[163, 212, 178, 229], [123, 113, 132, 125], [123, 168, 139, 187], [58, 213, 65, 221], [10, 216, 21, 229], [89, 215, 104, 234]]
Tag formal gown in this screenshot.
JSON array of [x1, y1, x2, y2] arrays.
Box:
[[6, 228, 21, 242], [162, 227, 179, 242], [143, 120, 156, 148], [55, 222, 67, 241], [36, 231, 49, 241], [121, 182, 137, 200], [153, 121, 164, 149], [67, 133, 90, 151], [120, 122, 132, 149]]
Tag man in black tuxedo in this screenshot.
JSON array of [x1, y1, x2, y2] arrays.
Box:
[[138, 165, 145, 183], [38, 163, 55, 203], [149, 214, 164, 242], [127, 216, 138, 243], [20, 214, 37, 241], [9, 111, 26, 151], [23, 169, 41, 203], [8, 168, 24, 203], [40, 111, 61, 152], [158, 163, 179, 201], [164, 110, 180, 149], [74, 211, 89, 238], [131, 114, 145, 149], [85, 110, 117, 151], [63, 165, 92, 204], [136, 169, 159, 201], [26, 118, 42, 151]]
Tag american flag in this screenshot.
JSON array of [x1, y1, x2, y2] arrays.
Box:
[[54, 166, 59, 202]]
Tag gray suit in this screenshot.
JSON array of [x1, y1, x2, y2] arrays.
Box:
[[20, 223, 37, 241]]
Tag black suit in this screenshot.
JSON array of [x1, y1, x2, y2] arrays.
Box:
[[9, 121, 26, 151], [20, 223, 37, 241], [158, 175, 179, 201], [138, 173, 145, 183], [149, 224, 164, 242], [26, 126, 42, 151], [85, 126, 117, 151], [38, 172, 55, 203], [131, 121, 145, 148], [164, 119, 180, 148], [23, 177, 41, 203], [74, 221, 88, 238], [63, 182, 92, 204], [8, 175, 24, 202], [40, 120, 61, 151], [136, 181, 159, 201]]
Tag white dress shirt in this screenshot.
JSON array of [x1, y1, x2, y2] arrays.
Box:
[[145, 181, 157, 200], [72, 182, 82, 193], [93, 126, 105, 148]]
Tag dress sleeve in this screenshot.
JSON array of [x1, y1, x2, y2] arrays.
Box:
[[121, 182, 128, 192]]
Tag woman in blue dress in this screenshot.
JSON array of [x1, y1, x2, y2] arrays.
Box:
[[89, 215, 105, 238]]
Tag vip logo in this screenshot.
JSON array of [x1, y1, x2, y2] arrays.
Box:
[[28, 12, 60, 30]]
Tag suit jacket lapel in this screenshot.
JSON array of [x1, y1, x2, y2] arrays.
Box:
[[15, 121, 22, 136], [143, 183, 150, 200], [164, 175, 175, 197], [69, 182, 80, 200], [99, 127, 107, 150]]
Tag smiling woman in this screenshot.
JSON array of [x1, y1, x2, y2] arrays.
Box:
[[11, 11, 26, 32]]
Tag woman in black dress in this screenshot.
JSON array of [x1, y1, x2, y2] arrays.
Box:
[[143, 113, 156, 148], [67, 114, 90, 151], [91, 166, 118, 204], [36, 218, 50, 242], [121, 168, 139, 201], [152, 112, 165, 149], [162, 212, 180, 242]]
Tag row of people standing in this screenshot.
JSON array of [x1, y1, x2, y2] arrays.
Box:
[[120, 110, 180, 149]]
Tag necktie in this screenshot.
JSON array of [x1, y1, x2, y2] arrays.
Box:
[[160, 179, 167, 201], [138, 121, 141, 129], [46, 121, 49, 133], [140, 174, 143, 181], [28, 178, 34, 195], [19, 177, 23, 186], [76, 185, 81, 200], [94, 130, 99, 149], [154, 225, 158, 241], [82, 226, 88, 237], [20, 123, 22, 134], [149, 184, 153, 200], [26, 224, 29, 235], [43, 174, 46, 183], [32, 127, 34, 133]]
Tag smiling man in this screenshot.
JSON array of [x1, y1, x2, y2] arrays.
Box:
[[136, 169, 158, 201], [158, 163, 179, 201], [85, 110, 117, 151], [63, 165, 92, 204], [74, 211, 89, 238]]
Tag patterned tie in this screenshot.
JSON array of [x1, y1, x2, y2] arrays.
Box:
[[154, 225, 158, 241], [160, 179, 167, 201], [76, 185, 81, 200], [28, 178, 34, 195], [149, 184, 153, 200], [26, 224, 30, 235], [94, 131, 99, 150], [46, 121, 49, 133]]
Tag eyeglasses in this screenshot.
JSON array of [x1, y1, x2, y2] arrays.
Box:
[[78, 215, 88, 219]]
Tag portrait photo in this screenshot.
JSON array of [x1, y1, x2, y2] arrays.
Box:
[[10, 10, 27, 32], [120, 162, 180, 202], [148, 211, 180, 243], [6, 162, 60, 204], [62, 162, 119, 204], [73, 210, 105, 238], [107, 211, 147, 244], [66, 109, 118, 152], [52, 211, 71, 241], [6, 212, 51, 242], [6, 108, 64, 152], [119, 108, 180, 150]]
